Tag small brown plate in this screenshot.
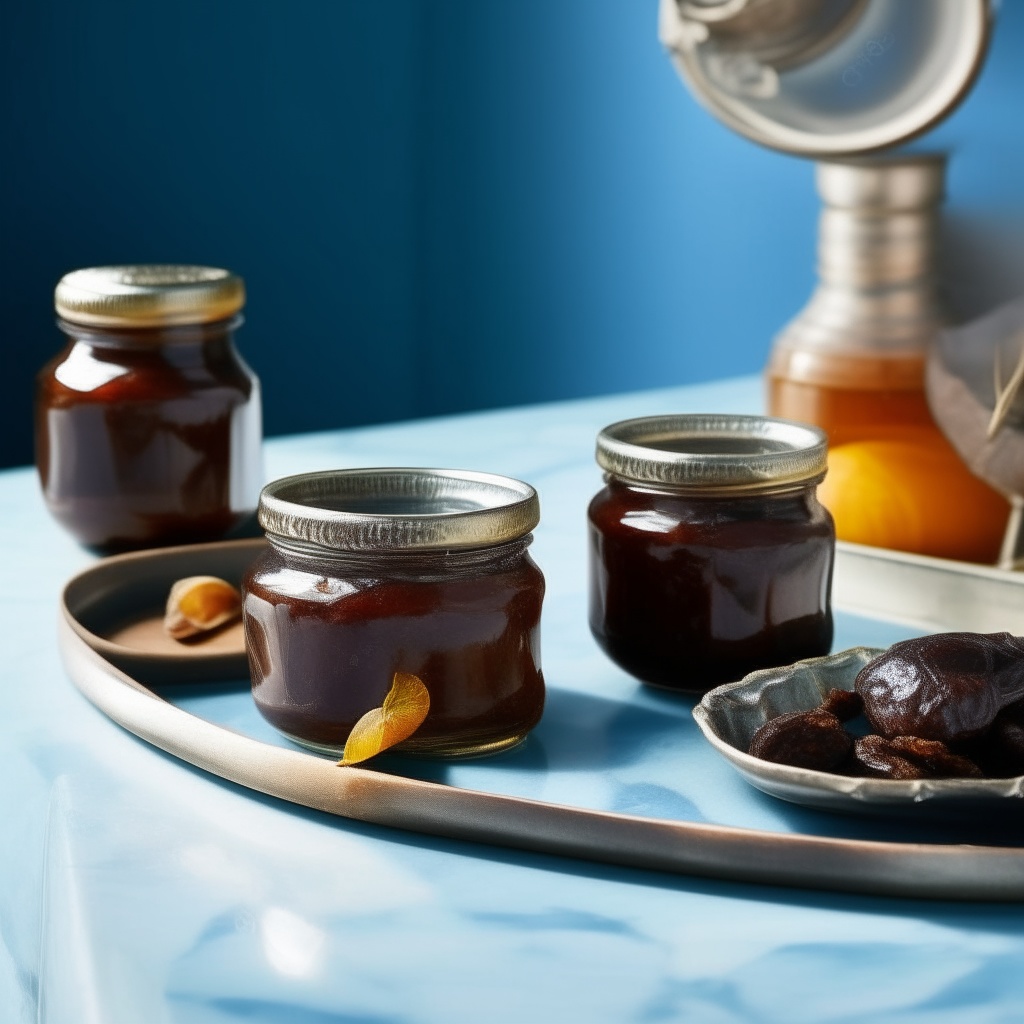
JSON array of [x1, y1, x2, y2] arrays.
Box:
[[61, 537, 267, 685]]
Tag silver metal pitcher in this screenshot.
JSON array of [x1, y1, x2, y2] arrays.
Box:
[[660, 0, 992, 157]]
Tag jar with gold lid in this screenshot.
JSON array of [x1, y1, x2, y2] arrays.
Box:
[[35, 265, 262, 551]]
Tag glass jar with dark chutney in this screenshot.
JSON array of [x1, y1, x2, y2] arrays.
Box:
[[35, 265, 262, 551], [243, 468, 546, 758], [588, 414, 834, 692]]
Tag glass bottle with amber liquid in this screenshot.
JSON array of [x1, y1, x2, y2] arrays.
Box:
[[767, 155, 1008, 563]]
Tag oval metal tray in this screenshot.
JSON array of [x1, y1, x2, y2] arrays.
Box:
[[58, 539, 1024, 902]]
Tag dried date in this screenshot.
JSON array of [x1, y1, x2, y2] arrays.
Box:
[[888, 735, 982, 777], [851, 735, 927, 780], [850, 734, 981, 780], [855, 632, 1024, 743], [748, 708, 852, 771]]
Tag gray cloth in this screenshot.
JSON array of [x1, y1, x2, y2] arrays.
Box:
[[927, 297, 1024, 499]]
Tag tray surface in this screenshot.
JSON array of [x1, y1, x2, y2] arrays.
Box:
[[105, 615, 244, 657]]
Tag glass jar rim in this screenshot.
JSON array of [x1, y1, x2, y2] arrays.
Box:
[[56, 313, 243, 344], [595, 414, 828, 492], [258, 468, 540, 553]]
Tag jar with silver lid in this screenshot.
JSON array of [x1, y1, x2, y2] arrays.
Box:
[[588, 414, 834, 692], [243, 468, 546, 758]]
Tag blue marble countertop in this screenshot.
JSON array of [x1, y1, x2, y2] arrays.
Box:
[[3, 376, 1023, 1023]]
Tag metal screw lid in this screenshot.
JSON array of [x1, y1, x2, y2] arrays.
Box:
[[596, 414, 828, 491], [55, 265, 245, 328], [258, 468, 540, 553]]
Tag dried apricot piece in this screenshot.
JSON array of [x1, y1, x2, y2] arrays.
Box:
[[164, 576, 242, 640]]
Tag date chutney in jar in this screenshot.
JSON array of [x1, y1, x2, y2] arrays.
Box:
[[35, 265, 262, 551], [588, 414, 834, 692], [243, 468, 546, 758]]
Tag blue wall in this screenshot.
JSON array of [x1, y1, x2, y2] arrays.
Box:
[[2, 0, 1023, 467], [417, 0, 816, 415], [1, 0, 423, 468]]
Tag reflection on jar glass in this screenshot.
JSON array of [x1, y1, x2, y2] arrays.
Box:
[[35, 265, 262, 552], [243, 468, 546, 758], [588, 414, 835, 693]]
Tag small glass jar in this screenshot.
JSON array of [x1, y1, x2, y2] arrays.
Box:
[[588, 414, 834, 692], [243, 468, 546, 758], [35, 265, 262, 551]]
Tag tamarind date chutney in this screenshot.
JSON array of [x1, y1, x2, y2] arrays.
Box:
[[588, 414, 834, 692], [35, 266, 261, 552], [244, 468, 545, 758]]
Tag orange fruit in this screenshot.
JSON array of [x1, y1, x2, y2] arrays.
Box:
[[818, 438, 1010, 564]]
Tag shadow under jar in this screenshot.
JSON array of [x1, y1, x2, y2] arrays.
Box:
[[588, 414, 835, 693], [243, 468, 546, 758], [35, 265, 262, 552]]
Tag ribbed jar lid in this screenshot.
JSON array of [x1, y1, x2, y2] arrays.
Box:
[[259, 468, 540, 553], [595, 414, 828, 492], [55, 265, 245, 328]]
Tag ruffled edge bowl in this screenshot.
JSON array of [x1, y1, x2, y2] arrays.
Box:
[[692, 647, 1024, 813]]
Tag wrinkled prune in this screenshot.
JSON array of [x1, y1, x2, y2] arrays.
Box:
[[851, 734, 982, 779], [748, 708, 852, 771], [887, 736, 982, 777], [852, 735, 927, 779], [855, 632, 1024, 743], [821, 687, 862, 722]]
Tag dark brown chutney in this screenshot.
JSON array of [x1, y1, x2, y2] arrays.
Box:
[[243, 469, 545, 758], [35, 266, 261, 552], [588, 415, 834, 692]]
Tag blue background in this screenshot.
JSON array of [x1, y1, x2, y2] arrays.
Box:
[[2, 0, 1023, 469]]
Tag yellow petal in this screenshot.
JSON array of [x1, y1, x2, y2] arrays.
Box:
[[337, 708, 387, 766], [338, 672, 430, 766]]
